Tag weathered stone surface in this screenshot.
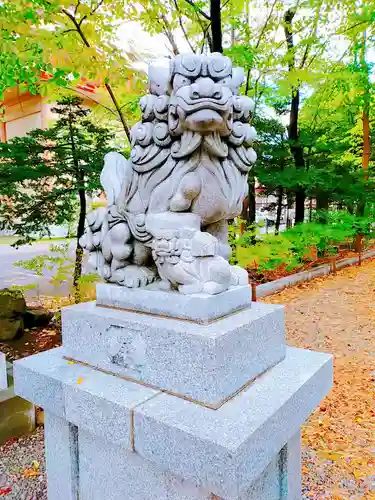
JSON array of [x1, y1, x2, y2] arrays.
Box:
[[24, 307, 53, 329], [44, 412, 79, 500], [14, 347, 160, 443], [78, 429, 213, 500], [13, 347, 69, 417], [96, 283, 251, 323], [0, 289, 26, 340], [80, 53, 257, 294], [145, 212, 248, 294], [0, 393, 35, 445], [77, 428, 292, 500], [0, 289, 26, 316], [133, 347, 332, 498], [279, 431, 301, 500], [0, 318, 23, 341], [0, 360, 35, 445], [14, 346, 332, 499], [0, 352, 7, 389], [62, 300, 285, 406]]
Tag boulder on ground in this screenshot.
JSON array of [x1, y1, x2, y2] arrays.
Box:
[[24, 307, 53, 329], [0, 289, 26, 317], [0, 289, 26, 341]]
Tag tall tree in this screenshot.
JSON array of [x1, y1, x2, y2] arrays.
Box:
[[0, 98, 113, 301], [283, 7, 306, 224], [357, 29, 371, 216], [0, 0, 145, 141], [210, 0, 223, 52]]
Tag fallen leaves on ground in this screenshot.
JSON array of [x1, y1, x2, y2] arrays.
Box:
[[23, 459, 40, 478], [262, 258, 375, 499], [0, 324, 61, 362], [0, 428, 46, 499], [0, 296, 62, 361]]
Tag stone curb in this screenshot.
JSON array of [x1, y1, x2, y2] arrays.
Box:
[[256, 248, 375, 299]]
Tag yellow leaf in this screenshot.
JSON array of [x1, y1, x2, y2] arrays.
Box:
[[319, 450, 343, 462], [76, 377, 84, 384], [23, 468, 39, 477], [32, 460, 40, 471], [67, 360, 75, 365]]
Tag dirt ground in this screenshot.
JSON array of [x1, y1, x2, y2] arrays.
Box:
[[262, 258, 375, 499]]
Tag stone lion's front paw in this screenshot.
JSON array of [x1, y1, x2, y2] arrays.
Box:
[[112, 265, 157, 288]]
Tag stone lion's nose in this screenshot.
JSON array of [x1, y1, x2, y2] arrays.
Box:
[[190, 78, 222, 99]]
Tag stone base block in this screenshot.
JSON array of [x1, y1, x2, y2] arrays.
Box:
[[96, 283, 251, 323], [0, 361, 35, 445], [61, 300, 286, 407], [14, 346, 333, 499], [77, 427, 299, 500], [43, 411, 299, 500]]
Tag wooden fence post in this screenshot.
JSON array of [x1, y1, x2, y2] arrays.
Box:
[[251, 282, 257, 302], [330, 257, 337, 275]]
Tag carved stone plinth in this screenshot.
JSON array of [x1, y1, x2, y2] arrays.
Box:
[[61, 298, 285, 407], [96, 283, 251, 323]]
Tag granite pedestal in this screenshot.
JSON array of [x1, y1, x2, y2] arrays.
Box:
[[14, 285, 333, 499]]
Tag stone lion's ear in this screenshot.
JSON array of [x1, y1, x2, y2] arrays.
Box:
[[148, 65, 170, 96], [230, 67, 245, 95]]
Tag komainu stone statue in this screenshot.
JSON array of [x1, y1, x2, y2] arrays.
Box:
[[80, 53, 257, 294]]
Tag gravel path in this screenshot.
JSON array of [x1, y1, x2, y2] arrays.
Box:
[[264, 258, 375, 499], [0, 427, 46, 499]]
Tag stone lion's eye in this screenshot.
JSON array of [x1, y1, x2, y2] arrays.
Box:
[[173, 74, 191, 91]]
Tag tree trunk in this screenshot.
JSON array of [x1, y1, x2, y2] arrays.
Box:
[[248, 177, 256, 225], [362, 107, 370, 182], [286, 192, 293, 228], [316, 192, 329, 223], [360, 28, 370, 198], [284, 8, 306, 225], [161, 13, 180, 55], [357, 107, 370, 219], [210, 0, 223, 53], [275, 187, 283, 235], [247, 178, 257, 244], [240, 197, 248, 235], [73, 186, 86, 304], [354, 30, 370, 251], [67, 109, 86, 304], [295, 189, 305, 224]]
